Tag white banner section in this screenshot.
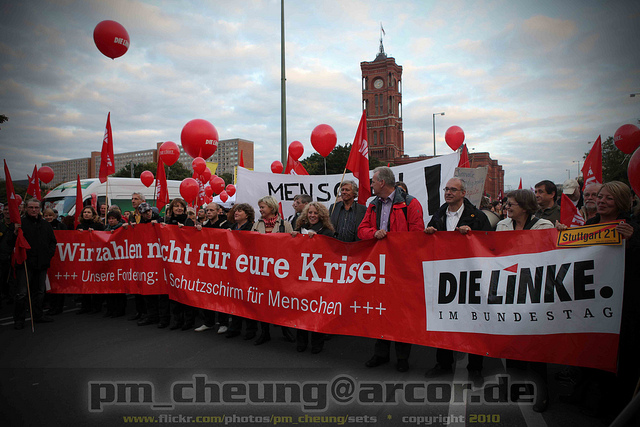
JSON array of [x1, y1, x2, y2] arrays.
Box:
[[236, 152, 459, 223], [422, 244, 625, 335]]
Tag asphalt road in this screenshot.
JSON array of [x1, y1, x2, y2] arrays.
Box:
[[0, 297, 617, 427]]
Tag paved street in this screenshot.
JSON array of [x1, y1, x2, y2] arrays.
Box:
[[0, 298, 615, 427]]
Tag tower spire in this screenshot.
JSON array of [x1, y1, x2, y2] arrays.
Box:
[[376, 22, 387, 61]]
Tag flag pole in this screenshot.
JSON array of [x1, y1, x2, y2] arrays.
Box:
[[104, 177, 109, 226], [330, 166, 349, 216], [24, 263, 35, 333]]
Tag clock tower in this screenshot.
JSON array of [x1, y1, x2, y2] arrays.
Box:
[[360, 39, 403, 163]]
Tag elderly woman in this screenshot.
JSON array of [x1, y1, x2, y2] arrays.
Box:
[[496, 190, 554, 231], [251, 196, 294, 345], [291, 202, 335, 354]]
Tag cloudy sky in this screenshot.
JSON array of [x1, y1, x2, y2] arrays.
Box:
[[1, 0, 639, 189]]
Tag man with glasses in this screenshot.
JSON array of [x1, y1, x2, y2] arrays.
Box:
[[358, 166, 425, 373], [580, 183, 602, 221], [329, 180, 366, 242], [424, 177, 491, 384], [11, 199, 57, 329]]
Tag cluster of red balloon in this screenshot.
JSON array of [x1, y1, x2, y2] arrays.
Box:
[[615, 124, 640, 194], [269, 124, 337, 174]]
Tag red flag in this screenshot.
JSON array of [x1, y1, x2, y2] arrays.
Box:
[[26, 165, 41, 200], [4, 160, 21, 224], [458, 144, 470, 168], [74, 174, 83, 228], [239, 150, 245, 168], [560, 193, 585, 227], [345, 110, 372, 205], [155, 157, 170, 211], [11, 228, 31, 267], [284, 156, 309, 175], [518, 178, 522, 190], [99, 112, 115, 183], [582, 135, 602, 190]]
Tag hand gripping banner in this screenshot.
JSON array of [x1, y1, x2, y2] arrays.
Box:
[[49, 225, 625, 372]]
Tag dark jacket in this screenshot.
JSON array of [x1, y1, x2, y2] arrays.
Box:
[[164, 213, 194, 227], [48, 218, 67, 231], [358, 189, 425, 239], [329, 201, 367, 242], [76, 219, 105, 231], [13, 214, 57, 270], [295, 221, 335, 237], [230, 221, 253, 231], [427, 197, 492, 232]]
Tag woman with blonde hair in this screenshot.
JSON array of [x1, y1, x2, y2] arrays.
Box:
[[293, 202, 335, 237], [251, 196, 294, 345]]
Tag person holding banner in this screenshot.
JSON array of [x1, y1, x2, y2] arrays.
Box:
[[76, 206, 105, 315], [359, 166, 424, 372], [329, 180, 366, 242], [495, 189, 553, 412], [164, 198, 196, 331], [291, 202, 335, 354], [104, 210, 127, 318], [225, 203, 259, 340], [579, 183, 602, 222], [194, 202, 230, 334], [11, 199, 57, 330], [496, 190, 554, 231], [534, 180, 561, 224], [287, 194, 311, 228], [584, 181, 639, 415], [425, 177, 491, 383], [43, 208, 67, 316], [252, 196, 295, 345]]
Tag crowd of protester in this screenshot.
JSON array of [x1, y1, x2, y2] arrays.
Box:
[[1, 167, 638, 419]]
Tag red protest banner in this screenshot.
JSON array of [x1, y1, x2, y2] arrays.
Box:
[[49, 226, 624, 372]]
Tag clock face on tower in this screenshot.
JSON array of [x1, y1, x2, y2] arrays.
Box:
[[373, 78, 383, 89]]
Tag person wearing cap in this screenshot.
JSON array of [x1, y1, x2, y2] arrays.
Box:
[[560, 179, 583, 210]]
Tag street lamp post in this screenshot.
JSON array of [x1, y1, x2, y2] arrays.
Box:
[[566, 169, 570, 179], [573, 160, 581, 177], [432, 112, 445, 156]]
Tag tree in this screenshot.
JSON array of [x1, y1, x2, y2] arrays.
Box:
[[114, 161, 192, 181], [218, 173, 233, 186], [590, 136, 630, 186], [300, 144, 384, 175]]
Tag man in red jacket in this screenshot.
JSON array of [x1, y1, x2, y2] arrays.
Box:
[[357, 166, 424, 372]]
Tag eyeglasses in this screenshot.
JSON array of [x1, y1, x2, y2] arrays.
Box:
[[443, 187, 462, 193]]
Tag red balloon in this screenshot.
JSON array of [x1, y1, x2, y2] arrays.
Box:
[[628, 148, 640, 195], [192, 157, 206, 174], [38, 166, 54, 184], [614, 124, 640, 154], [310, 124, 337, 157], [140, 170, 154, 187], [219, 191, 229, 203], [181, 119, 219, 159], [211, 176, 225, 194], [93, 20, 130, 60], [209, 174, 218, 186], [205, 195, 213, 204], [16, 194, 22, 206], [205, 186, 213, 197], [288, 141, 304, 161], [179, 178, 199, 204], [225, 184, 236, 197], [271, 161, 283, 174], [159, 141, 180, 166], [192, 172, 199, 180], [445, 126, 465, 151], [202, 168, 212, 182]]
